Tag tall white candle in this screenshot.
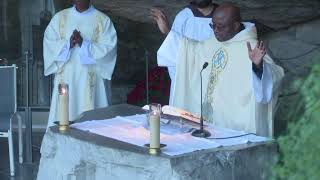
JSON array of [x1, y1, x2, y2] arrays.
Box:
[[58, 84, 69, 126], [149, 111, 160, 148]]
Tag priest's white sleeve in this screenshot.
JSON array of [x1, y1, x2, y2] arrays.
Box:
[[83, 16, 117, 80], [252, 55, 284, 104], [157, 8, 212, 105], [171, 8, 213, 41], [79, 39, 96, 65], [56, 40, 71, 62], [157, 7, 212, 67], [252, 62, 272, 104], [157, 30, 183, 67], [43, 14, 71, 76], [157, 30, 183, 105]]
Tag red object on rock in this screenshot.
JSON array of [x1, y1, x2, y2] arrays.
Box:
[[127, 67, 170, 106]]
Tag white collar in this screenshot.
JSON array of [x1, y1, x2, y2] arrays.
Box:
[[72, 5, 95, 16]]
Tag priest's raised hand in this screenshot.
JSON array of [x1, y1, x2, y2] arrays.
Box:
[[247, 41, 267, 69], [150, 7, 170, 35]]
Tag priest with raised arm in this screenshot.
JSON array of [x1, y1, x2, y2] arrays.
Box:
[[152, 0, 218, 105], [171, 3, 284, 137], [43, 0, 117, 127]]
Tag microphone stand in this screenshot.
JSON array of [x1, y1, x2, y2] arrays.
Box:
[[191, 63, 211, 138], [145, 49, 149, 105]]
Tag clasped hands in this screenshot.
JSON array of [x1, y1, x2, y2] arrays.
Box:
[[70, 29, 83, 48]]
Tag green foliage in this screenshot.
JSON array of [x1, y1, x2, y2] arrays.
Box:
[[273, 63, 320, 180]]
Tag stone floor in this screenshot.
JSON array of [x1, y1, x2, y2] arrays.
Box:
[[0, 131, 44, 180]]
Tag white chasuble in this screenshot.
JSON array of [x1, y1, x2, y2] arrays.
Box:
[[172, 23, 284, 137], [44, 6, 117, 127], [157, 7, 213, 105]]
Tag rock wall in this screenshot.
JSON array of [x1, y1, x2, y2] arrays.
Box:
[[263, 19, 320, 135], [109, 14, 166, 104], [0, 0, 21, 59], [93, 0, 320, 30]]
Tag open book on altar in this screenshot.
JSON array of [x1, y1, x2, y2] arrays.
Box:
[[142, 105, 201, 124]]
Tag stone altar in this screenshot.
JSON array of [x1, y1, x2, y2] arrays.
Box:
[[37, 104, 277, 180]]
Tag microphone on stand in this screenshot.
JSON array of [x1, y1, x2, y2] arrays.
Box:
[[191, 62, 211, 138]]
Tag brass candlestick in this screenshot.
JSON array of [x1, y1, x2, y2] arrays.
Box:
[[58, 124, 69, 131], [144, 144, 166, 155]]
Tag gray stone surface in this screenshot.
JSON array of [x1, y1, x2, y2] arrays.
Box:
[[110, 15, 162, 84], [0, 0, 21, 59], [111, 83, 136, 105], [262, 19, 320, 135], [37, 104, 277, 180], [264, 19, 320, 77], [93, 0, 320, 30], [295, 19, 320, 46]]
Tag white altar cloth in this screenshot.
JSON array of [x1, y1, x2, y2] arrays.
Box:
[[71, 114, 269, 156]]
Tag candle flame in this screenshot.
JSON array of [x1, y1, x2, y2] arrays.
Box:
[[151, 110, 160, 116], [61, 88, 67, 95]]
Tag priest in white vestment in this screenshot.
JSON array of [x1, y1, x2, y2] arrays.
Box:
[[44, 0, 117, 127], [168, 3, 284, 137], [151, 0, 217, 105]]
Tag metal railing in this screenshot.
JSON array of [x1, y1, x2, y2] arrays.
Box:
[[16, 51, 53, 107], [1, 51, 54, 163]]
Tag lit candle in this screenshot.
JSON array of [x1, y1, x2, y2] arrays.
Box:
[[149, 110, 160, 148], [58, 83, 69, 126]]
